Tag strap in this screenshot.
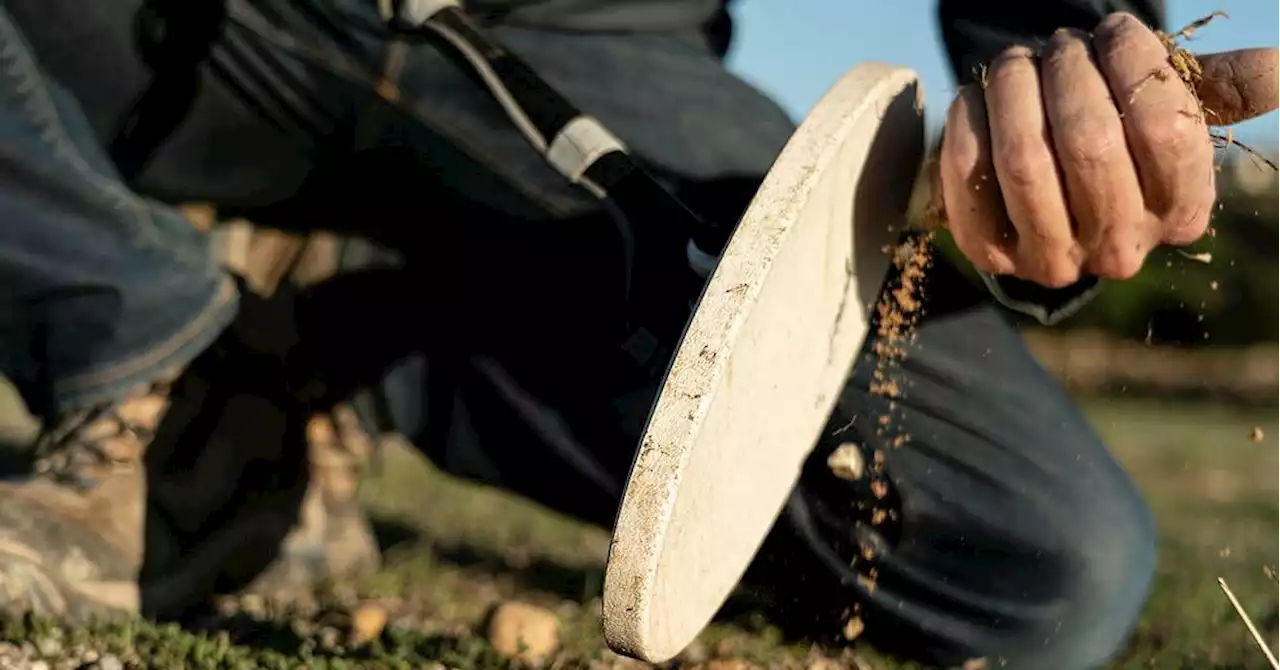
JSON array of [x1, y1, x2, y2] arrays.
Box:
[[392, 3, 732, 258], [390, 2, 734, 349]]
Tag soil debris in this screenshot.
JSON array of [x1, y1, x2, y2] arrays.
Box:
[[869, 233, 933, 432]]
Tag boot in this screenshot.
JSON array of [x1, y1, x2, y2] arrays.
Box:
[[242, 406, 381, 601], [0, 375, 171, 622], [196, 209, 383, 601]]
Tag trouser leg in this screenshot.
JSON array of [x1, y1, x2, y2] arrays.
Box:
[[758, 248, 1157, 669], [0, 5, 236, 419]]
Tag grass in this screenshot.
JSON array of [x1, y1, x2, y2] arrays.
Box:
[[0, 395, 1275, 669]]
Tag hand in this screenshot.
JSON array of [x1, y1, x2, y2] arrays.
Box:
[[939, 13, 1279, 287]]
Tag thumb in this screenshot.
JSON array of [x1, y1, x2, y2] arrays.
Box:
[[1194, 47, 1279, 126]]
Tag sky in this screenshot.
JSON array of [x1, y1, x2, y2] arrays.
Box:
[[725, 0, 1280, 144]]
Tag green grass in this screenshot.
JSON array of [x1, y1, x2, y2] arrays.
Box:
[[0, 396, 1275, 669]]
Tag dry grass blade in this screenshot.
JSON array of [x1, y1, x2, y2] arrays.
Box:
[[1217, 577, 1279, 669]]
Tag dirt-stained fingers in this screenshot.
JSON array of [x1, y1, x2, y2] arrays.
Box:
[[939, 84, 1016, 276]]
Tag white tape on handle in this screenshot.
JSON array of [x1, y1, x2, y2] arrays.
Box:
[[381, 0, 461, 25], [547, 116, 628, 184]]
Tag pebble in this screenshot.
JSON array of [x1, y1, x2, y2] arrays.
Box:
[[348, 603, 388, 646], [686, 661, 761, 670], [827, 443, 864, 481], [486, 601, 560, 664], [34, 636, 61, 657], [93, 655, 124, 670]]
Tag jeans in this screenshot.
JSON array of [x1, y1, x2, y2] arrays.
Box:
[[0, 7, 237, 415], [0, 0, 1157, 666]]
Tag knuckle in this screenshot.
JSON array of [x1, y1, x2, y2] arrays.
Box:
[[942, 142, 980, 183], [1044, 27, 1091, 61], [1022, 249, 1082, 288], [1139, 112, 1200, 154], [1093, 13, 1152, 64], [1090, 245, 1145, 280], [978, 247, 1016, 275], [1039, 262, 1083, 289], [1161, 203, 1211, 245], [996, 140, 1056, 190], [988, 45, 1038, 83], [1058, 124, 1123, 170], [994, 44, 1039, 63], [942, 90, 987, 172], [1094, 12, 1145, 44], [952, 231, 1010, 275]]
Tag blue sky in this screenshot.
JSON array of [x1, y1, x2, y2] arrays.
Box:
[[725, 0, 1279, 144]]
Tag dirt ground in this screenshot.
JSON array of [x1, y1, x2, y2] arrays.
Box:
[[0, 395, 1275, 669]]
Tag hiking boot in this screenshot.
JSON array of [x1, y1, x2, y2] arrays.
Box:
[[0, 373, 175, 622], [0, 272, 325, 623], [193, 213, 383, 602], [242, 405, 381, 601]]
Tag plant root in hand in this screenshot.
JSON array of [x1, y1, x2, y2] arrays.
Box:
[[1147, 12, 1279, 171]]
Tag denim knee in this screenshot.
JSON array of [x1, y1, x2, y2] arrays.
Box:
[[1022, 444, 1158, 669]]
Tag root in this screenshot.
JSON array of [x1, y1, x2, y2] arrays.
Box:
[[1152, 11, 1277, 172]]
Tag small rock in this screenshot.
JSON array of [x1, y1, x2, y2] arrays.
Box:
[[28, 661, 49, 670], [486, 601, 560, 665], [842, 616, 864, 641], [678, 639, 710, 664], [827, 443, 864, 481], [319, 627, 342, 650], [238, 594, 266, 618], [34, 635, 61, 657], [93, 655, 124, 670], [687, 661, 760, 670], [348, 603, 388, 646], [214, 596, 240, 617], [1250, 426, 1265, 443]]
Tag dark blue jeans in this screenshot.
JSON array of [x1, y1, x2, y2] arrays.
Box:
[[0, 0, 1157, 666]]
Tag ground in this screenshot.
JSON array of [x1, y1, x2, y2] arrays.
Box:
[[1, 396, 1275, 669]]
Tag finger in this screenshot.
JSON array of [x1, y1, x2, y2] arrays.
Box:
[[1094, 13, 1214, 246], [986, 46, 1083, 288], [1195, 48, 1280, 125], [1040, 28, 1150, 279], [940, 84, 1016, 275]]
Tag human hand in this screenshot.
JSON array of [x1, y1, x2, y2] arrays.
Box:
[[938, 13, 1279, 287]]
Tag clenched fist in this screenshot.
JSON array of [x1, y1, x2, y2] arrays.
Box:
[[940, 13, 1279, 288]]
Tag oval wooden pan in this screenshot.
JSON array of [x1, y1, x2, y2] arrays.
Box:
[[601, 63, 927, 663]]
